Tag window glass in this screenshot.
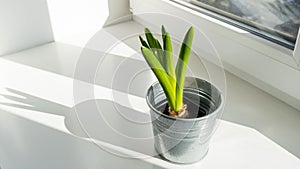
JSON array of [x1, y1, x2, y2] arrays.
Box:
[[182, 0, 300, 49]]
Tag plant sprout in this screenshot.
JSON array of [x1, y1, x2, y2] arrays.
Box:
[[140, 26, 194, 118]]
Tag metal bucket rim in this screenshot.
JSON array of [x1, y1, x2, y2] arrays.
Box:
[[146, 77, 224, 122]]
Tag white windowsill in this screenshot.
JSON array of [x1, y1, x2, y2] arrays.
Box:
[[0, 21, 299, 168]]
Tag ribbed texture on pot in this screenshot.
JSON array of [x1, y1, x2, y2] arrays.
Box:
[[147, 77, 223, 163]]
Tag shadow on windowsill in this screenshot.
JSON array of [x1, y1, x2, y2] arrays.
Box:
[[0, 88, 156, 157]]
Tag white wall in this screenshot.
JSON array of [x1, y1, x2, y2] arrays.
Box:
[[0, 0, 132, 53], [105, 0, 131, 26], [46, 0, 110, 46], [0, 0, 54, 56], [46, 0, 132, 46]]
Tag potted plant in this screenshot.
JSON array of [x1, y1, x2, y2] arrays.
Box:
[[139, 26, 223, 163]]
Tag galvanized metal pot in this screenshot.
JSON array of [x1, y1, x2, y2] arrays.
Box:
[[146, 77, 223, 163]]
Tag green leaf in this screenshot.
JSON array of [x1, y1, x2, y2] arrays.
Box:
[[144, 28, 164, 65], [161, 26, 176, 101], [175, 26, 194, 111], [161, 25, 167, 43], [141, 46, 176, 110], [140, 26, 194, 113], [139, 35, 149, 48], [162, 29, 175, 79]]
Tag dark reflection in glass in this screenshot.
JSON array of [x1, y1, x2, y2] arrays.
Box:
[[188, 0, 300, 47]]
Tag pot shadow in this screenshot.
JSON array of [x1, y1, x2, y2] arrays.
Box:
[[0, 88, 156, 157]]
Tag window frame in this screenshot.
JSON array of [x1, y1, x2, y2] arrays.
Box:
[[130, 0, 300, 110], [294, 29, 300, 65]]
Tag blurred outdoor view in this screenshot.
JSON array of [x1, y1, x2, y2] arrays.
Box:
[[188, 0, 300, 47]]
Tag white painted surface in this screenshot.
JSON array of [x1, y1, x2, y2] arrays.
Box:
[[0, 44, 300, 168], [105, 0, 132, 26], [0, 0, 54, 56], [46, 0, 132, 47], [46, 0, 109, 47], [5, 21, 300, 157], [0, 21, 299, 168], [294, 28, 300, 65]]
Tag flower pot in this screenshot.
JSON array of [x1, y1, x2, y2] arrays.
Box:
[[146, 77, 223, 163]]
